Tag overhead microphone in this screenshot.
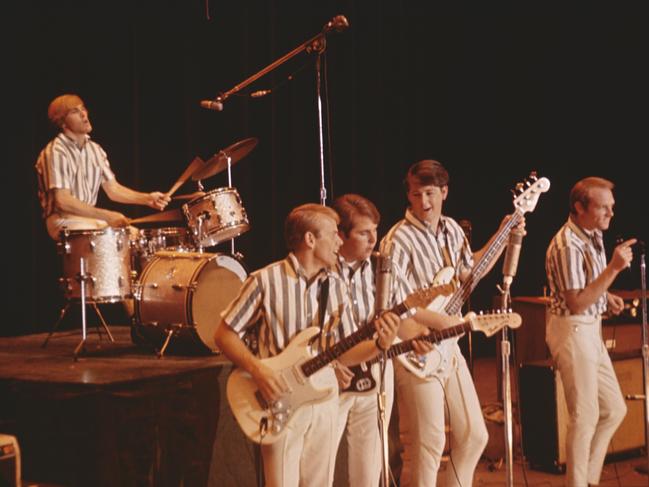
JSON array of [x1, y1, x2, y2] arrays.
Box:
[[200, 99, 224, 111], [502, 227, 525, 288], [250, 89, 272, 98], [323, 15, 350, 33]]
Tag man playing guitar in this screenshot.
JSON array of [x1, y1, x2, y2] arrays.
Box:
[[214, 203, 400, 487], [380, 160, 525, 487]]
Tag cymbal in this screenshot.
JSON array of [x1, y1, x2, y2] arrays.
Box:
[[191, 137, 258, 181], [130, 208, 183, 225]]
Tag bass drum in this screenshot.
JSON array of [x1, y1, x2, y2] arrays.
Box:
[[134, 250, 246, 354]]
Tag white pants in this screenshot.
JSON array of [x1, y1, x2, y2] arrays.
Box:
[[334, 360, 394, 487], [395, 344, 488, 487], [261, 393, 339, 487], [46, 214, 108, 240], [546, 314, 627, 487]]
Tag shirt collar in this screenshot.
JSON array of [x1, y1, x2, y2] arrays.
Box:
[[286, 253, 330, 283], [567, 217, 603, 250], [58, 132, 91, 150], [405, 208, 447, 235]]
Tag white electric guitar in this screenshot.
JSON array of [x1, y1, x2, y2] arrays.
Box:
[[226, 280, 455, 444], [341, 310, 522, 396], [396, 172, 550, 379]]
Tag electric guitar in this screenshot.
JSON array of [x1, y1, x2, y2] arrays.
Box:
[[226, 280, 455, 444], [396, 172, 550, 380], [341, 311, 522, 396]]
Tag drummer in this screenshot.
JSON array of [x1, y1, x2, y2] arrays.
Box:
[[35, 93, 171, 240]]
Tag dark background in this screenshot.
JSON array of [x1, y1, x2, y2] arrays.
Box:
[[8, 2, 648, 342]]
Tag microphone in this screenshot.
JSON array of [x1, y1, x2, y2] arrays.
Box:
[[250, 89, 272, 98], [502, 228, 524, 287], [200, 99, 224, 111], [323, 15, 350, 33], [375, 242, 393, 313]]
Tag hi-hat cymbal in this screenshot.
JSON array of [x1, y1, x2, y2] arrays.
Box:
[[191, 137, 258, 181], [130, 208, 183, 225]]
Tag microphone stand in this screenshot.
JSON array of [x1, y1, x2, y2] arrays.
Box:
[[498, 279, 515, 487], [634, 245, 649, 475], [202, 15, 349, 205], [377, 352, 390, 487]]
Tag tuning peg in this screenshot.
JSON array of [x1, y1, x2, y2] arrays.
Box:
[[529, 171, 538, 180]]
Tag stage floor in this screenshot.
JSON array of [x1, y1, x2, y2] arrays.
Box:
[[1, 327, 647, 486], [0, 326, 259, 487]]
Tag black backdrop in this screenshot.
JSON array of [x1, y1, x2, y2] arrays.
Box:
[[9, 1, 648, 339]]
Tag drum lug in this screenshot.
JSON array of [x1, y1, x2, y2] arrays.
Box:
[[148, 282, 159, 289], [132, 283, 142, 301], [89, 240, 96, 252], [172, 283, 186, 291], [57, 241, 71, 255], [58, 277, 72, 292]]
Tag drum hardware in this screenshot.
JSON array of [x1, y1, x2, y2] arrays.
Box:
[[42, 257, 116, 358]]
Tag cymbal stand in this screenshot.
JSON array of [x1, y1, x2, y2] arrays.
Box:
[[224, 154, 237, 255], [202, 15, 348, 205]]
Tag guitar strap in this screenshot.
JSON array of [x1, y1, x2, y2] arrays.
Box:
[[316, 277, 331, 350], [318, 277, 330, 330]]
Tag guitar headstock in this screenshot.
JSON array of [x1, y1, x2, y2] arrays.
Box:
[[465, 310, 522, 337], [404, 280, 456, 310], [512, 172, 550, 215]]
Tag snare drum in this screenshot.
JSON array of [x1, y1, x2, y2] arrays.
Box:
[[58, 227, 132, 302], [134, 251, 247, 353], [182, 187, 250, 248], [131, 226, 194, 274]]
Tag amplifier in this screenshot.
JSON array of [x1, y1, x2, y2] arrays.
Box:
[[519, 353, 645, 473], [0, 434, 21, 487]]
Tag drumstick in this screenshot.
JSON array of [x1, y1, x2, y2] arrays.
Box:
[[129, 208, 183, 225], [166, 157, 205, 198]]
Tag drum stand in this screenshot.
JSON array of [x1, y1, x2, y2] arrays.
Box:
[[42, 258, 115, 359]]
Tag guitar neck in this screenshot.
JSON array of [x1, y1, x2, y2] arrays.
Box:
[[300, 294, 415, 377], [444, 211, 522, 315], [383, 321, 472, 361]]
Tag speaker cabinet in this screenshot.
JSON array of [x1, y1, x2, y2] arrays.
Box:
[[519, 353, 645, 473]]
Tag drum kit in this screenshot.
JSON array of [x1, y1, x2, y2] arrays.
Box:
[[48, 137, 258, 357]]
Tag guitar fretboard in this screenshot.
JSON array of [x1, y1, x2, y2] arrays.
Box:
[[445, 211, 522, 315]]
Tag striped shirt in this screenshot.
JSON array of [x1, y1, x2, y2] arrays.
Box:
[[380, 210, 474, 366], [222, 253, 357, 358], [546, 218, 608, 316], [35, 133, 115, 219], [381, 210, 473, 293]]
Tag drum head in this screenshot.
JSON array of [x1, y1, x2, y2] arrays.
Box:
[[192, 254, 247, 350]]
